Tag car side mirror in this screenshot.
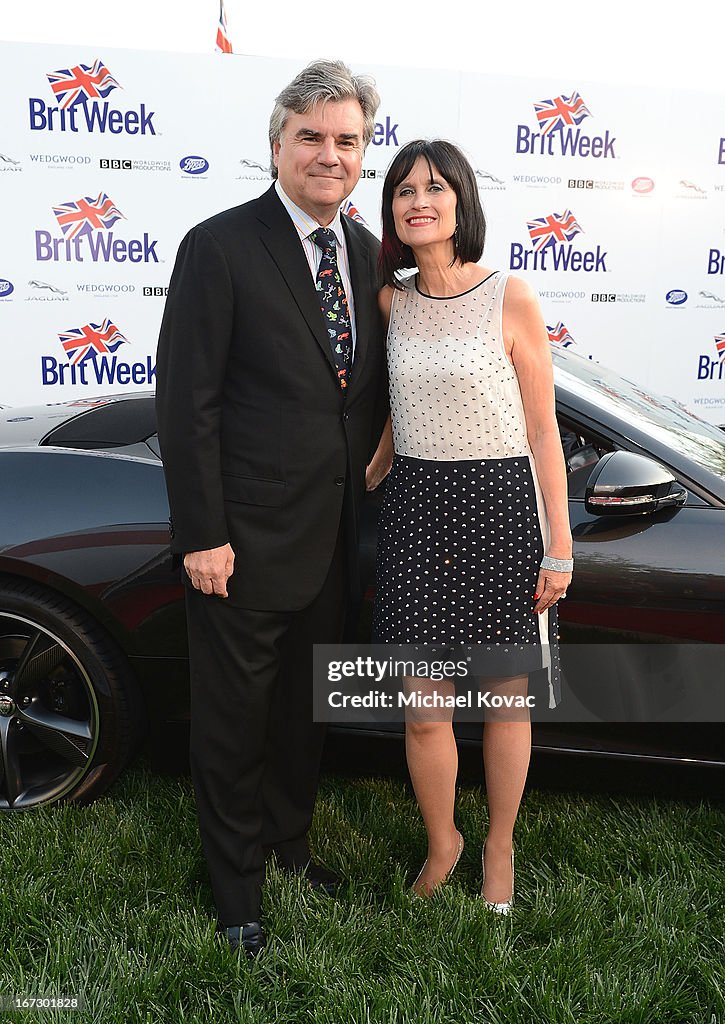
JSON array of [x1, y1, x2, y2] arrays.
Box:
[[584, 451, 687, 516]]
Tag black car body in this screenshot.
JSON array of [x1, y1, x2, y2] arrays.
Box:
[[1, 347, 724, 809]]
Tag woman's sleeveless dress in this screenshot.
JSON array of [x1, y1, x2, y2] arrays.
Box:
[[372, 271, 561, 708]]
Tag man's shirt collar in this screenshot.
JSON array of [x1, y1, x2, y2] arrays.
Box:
[[275, 180, 345, 246]]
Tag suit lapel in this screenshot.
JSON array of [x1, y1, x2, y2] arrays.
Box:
[[342, 216, 373, 395], [255, 187, 336, 374]]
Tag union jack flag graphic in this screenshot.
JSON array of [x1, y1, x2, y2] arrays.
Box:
[[534, 91, 591, 136], [52, 193, 125, 241], [59, 319, 128, 365], [715, 333, 725, 360], [547, 322, 575, 347], [341, 199, 368, 226], [527, 210, 583, 252], [47, 59, 121, 110], [215, 0, 233, 53]]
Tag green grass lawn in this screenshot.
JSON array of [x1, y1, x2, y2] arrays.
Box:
[[0, 764, 722, 1024]]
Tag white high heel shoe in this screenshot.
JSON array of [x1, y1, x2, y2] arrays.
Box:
[[480, 843, 514, 915]]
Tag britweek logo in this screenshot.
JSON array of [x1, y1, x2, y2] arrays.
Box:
[[371, 116, 399, 147], [707, 249, 725, 275], [696, 332, 725, 381], [547, 322, 575, 346], [41, 319, 155, 386], [718, 138, 724, 164], [510, 210, 608, 272], [515, 91, 616, 159], [34, 193, 159, 263], [341, 199, 367, 226], [29, 59, 157, 136]]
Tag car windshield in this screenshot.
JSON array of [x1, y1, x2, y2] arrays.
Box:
[[553, 349, 725, 484]]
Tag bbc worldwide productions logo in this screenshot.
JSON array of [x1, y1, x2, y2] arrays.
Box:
[[28, 58, 157, 136]]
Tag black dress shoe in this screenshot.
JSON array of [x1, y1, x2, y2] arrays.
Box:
[[225, 921, 265, 957], [293, 861, 340, 896]]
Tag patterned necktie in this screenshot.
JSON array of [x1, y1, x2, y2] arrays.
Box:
[[310, 227, 352, 392]]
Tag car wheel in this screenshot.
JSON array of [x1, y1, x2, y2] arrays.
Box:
[[0, 579, 145, 810]]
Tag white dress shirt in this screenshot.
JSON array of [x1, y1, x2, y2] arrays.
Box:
[[274, 180, 357, 355]]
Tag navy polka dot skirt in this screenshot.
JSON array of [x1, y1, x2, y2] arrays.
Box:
[[372, 453, 561, 705]]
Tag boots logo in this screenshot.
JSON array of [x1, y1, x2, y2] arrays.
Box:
[[516, 91, 616, 159], [35, 193, 159, 263], [547, 322, 575, 347], [29, 58, 157, 136], [41, 318, 156, 386], [510, 210, 609, 273]]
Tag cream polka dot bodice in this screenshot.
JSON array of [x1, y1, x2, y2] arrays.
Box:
[[386, 271, 532, 462]]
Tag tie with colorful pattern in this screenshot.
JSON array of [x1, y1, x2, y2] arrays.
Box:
[[310, 227, 352, 392]]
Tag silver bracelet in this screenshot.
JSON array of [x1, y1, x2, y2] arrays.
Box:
[[541, 554, 573, 572]]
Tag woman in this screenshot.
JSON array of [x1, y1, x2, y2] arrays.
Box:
[[367, 139, 572, 912]]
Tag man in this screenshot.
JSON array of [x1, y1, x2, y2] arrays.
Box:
[[155, 60, 385, 956]]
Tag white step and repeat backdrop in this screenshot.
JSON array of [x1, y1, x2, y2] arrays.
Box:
[[1, 42, 724, 418]]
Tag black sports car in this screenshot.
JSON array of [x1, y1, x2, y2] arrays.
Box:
[[1, 347, 724, 810]]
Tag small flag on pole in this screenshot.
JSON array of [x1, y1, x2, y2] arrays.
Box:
[[215, 0, 233, 53]]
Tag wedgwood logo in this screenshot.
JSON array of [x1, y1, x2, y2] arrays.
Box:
[[29, 153, 91, 168]]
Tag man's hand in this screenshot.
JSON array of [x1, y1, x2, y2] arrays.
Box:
[[183, 543, 235, 598]]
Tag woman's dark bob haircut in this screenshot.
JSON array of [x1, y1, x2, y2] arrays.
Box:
[[378, 139, 486, 290]]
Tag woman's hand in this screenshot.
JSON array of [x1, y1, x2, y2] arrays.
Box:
[[366, 415, 393, 490], [533, 566, 571, 613]]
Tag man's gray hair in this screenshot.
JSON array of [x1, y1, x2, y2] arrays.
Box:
[[269, 59, 380, 177]]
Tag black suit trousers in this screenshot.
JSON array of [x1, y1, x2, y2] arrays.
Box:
[[185, 528, 345, 926]]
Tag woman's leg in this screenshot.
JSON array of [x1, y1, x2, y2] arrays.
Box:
[[404, 676, 461, 895], [481, 674, 531, 902]]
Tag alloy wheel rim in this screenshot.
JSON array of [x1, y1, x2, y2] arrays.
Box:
[[0, 612, 100, 809]]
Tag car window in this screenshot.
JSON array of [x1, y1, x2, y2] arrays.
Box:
[[553, 350, 725, 485], [558, 420, 610, 499]]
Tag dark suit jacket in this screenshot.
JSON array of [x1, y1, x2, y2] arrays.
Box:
[[155, 185, 386, 609]]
